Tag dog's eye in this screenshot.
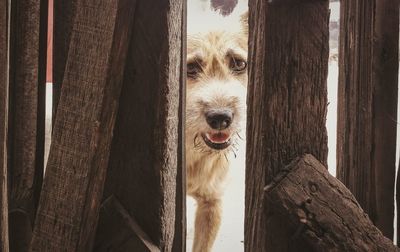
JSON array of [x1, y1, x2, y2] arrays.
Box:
[[230, 58, 247, 73], [187, 62, 202, 78]]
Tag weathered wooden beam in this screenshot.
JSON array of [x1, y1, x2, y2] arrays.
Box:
[[30, 0, 136, 250], [172, 1, 187, 251], [337, 0, 399, 239], [0, 0, 9, 251], [8, 0, 47, 250], [265, 154, 398, 252], [99, 0, 185, 251], [246, 0, 329, 251], [94, 196, 160, 252], [52, 0, 76, 123]]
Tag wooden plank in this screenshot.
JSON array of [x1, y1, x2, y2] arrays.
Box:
[[172, 1, 186, 251], [8, 0, 47, 250], [265, 154, 398, 251], [52, 0, 76, 123], [30, 0, 136, 250], [337, 0, 399, 239], [245, 1, 329, 251], [0, 0, 9, 251], [94, 196, 160, 252], [99, 0, 184, 251]]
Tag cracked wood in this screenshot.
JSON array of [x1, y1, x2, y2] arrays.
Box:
[[265, 154, 398, 252]]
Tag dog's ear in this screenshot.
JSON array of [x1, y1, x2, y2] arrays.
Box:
[[240, 11, 248, 36]]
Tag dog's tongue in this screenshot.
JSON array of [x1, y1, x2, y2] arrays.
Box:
[[208, 132, 230, 143]]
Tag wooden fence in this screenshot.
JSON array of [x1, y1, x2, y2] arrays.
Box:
[[0, 0, 399, 251]]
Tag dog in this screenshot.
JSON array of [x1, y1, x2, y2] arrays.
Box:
[[186, 3, 248, 251]]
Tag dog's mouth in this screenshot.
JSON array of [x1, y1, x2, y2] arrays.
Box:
[[201, 132, 231, 150]]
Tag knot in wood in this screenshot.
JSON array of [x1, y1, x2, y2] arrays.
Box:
[[309, 182, 318, 193]]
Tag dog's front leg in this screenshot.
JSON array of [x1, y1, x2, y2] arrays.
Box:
[[192, 197, 222, 252]]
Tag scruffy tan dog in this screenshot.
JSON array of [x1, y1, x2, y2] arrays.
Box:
[[186, 4, 248, 251]]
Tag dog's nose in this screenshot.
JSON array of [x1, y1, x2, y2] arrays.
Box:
[[205, 110, 233, 130]]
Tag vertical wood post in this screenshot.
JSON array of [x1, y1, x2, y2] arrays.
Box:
[[96, 0, 185, 251], [30, 0, 136, 250], [337, 0, 399, 239], [246, 0, 329, 251], [52, 0, 76, 123], [8, 0, 47, 250], [173, 1, 187, 251], [0, 0, 9, 251]]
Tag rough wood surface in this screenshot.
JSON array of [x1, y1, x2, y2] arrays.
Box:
[[99, 1, 184, 251], [172, 1, 186, 251], [8, 0, 47, 250], [30, 0, 136, 250], [52, 0, 76, 122], [337, 0, 399, 239], [265, 154, 398, 252], [246, 1, 329, 251], [94, 196, 160, 252], [0, 0, 9, 251]]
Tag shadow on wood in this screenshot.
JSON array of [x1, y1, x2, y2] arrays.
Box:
[[99, 1, 185, 251], [264, 154, 398, 252], [94, 196, 160, 252], [8, 0, 48, 250], [338, 0, 399, 239], [0, 0, 9, 251]]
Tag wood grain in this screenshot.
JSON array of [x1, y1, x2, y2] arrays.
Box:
[[99, 0, 184, 251], [0, 0, 9, 251], [52, 0, 77, 123], [8, 0, 47, 250], [172, 1, 187, 251], [265, 154, 398, 252], [337, 0, 399, 239], [246, 1, 329, 251], [30, 0, 136, 250]]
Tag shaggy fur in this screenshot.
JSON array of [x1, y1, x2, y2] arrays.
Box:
[[186, 4, 248, 252]]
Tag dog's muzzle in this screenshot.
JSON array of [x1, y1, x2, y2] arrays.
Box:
[[202, 109, 234, 150]]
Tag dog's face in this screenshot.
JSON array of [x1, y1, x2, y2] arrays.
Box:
[[186, 15, 248, 156]]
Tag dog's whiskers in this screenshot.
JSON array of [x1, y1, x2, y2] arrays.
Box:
[[232, 143, 239, 152], [193, 133, 199, 147], [236, 132, 244, 141], [223, 153, 229, 162]]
